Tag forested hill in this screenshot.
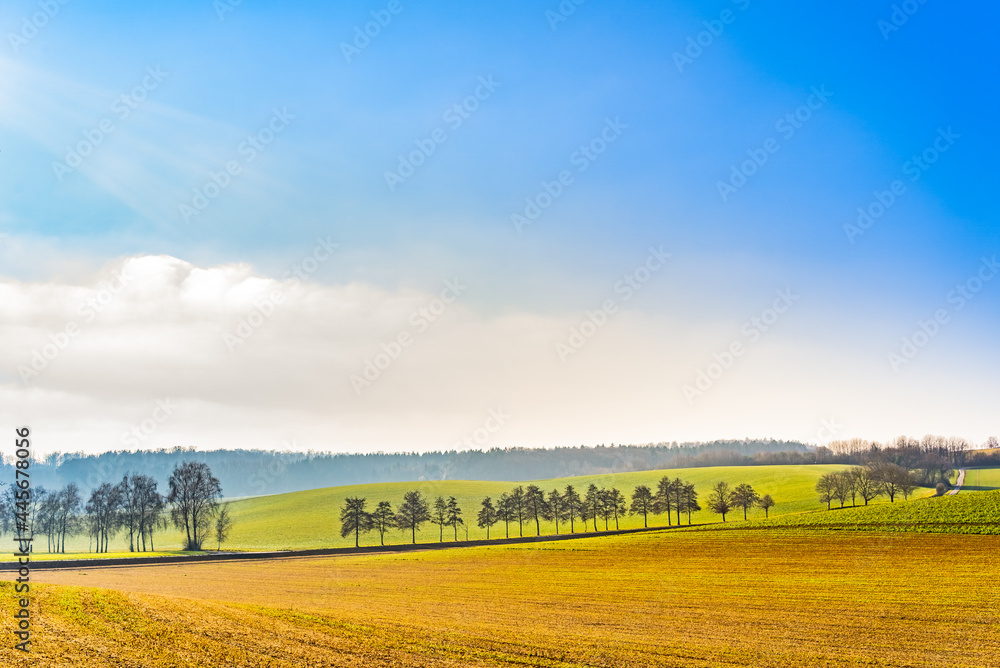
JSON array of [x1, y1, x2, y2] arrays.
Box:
[[9, 439, 815, 498]]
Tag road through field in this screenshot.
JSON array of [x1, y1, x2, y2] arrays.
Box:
[[947, 469, 966, 495], [0, 524, 701, 571]]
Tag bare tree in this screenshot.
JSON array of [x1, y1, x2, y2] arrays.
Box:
[[815, 474, 835, 510], [607, 488, 626, 530], [143, 488, 167, 552], [655, 476, 675, 526], [669, 478, 685, 525], [831, 472, 851, 509], [86, 483, 122, 553], [431, 496, 448, 542], [851, 467, 881, 506], [543, 489, 567, 534], [371, 501, 396, 545], [563, 485, 583, 533], [683, 483, 700, 524], [597, 488, 613, 530], [214, 503, 233, 551], [496, 493, 515, 538], [168, 461, 222, 551], [509, 486, 526, 537], [584, 484, 602, 532], [0, 485, 13, 537], [119, 475, 142, 552], [55, 484, 82, 553], [446, 496, 463, 541], [477, 497, 498, 539], [898, 471, 918, 501], [630, 485, 655, 528], [340, 497, 371, 547], [707, 481, 734, 522], [524, 485, 548, 536], [756, 494, 775, 518], [13, 484, 47, 547], [870, 462, 911, 503], [731, 483, 760, 520], [395, 491, 431, 544], [38, 492, 60, 553], [132, 476, 162, 552], [844, 469, 859, 506]]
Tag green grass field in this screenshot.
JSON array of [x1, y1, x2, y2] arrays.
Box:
[[962, 466, 1000, 491], [12, 463, 958, 557], [701, 488, 1000, 534]]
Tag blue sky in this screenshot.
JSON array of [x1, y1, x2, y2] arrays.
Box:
[[1, 0, 997, 453]]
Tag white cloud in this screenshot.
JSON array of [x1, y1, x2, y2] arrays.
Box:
[[0, 254, 996, 455]]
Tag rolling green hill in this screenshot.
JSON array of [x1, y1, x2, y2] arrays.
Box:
[[19, 464, 951, 555], [701, 488, 1000, 534], [962, 466, 1000, 491]]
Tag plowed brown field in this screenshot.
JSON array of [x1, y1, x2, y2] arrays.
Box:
[[2, 530, 998, 667]]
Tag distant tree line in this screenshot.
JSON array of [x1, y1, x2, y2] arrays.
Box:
[[1, 461, 227, 553], [8, 434, 991, 499], [4, 439, 815, 498]]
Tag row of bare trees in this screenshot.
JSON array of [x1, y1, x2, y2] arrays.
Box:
[[1, 484, 83, 553], [815, 463, 919, 509], [339, 492, 433, 547], [705, 482, 775, 521], [340, 479, 711, 547], [2, 461, 228, 553]]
